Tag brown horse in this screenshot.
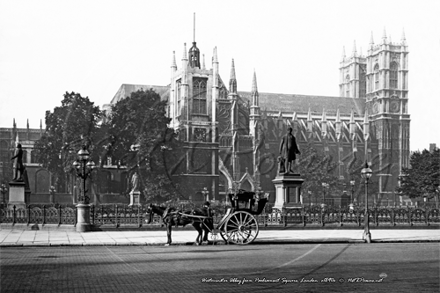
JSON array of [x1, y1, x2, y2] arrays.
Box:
[[145, 204, 213, 246]]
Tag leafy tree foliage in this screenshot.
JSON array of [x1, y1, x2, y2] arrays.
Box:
[[296, 143, 341, 204], [104, 89, 183, 202], [34, 92, 102, 192], [396, 148, 440, 199]]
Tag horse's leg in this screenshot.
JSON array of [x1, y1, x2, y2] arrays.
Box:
[[165, 223, 172, 246], [193, 223, 203, 245]]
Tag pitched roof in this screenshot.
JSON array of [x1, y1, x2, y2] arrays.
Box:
[[110, 84, 170, 104], [238, 91, 366, 116]]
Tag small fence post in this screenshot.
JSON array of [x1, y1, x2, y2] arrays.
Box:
[[115, 204, 119, 228], [58, 205, 62, 226], [27, 205, 31, 225], [42, 205, 46, 226], [101, 205, 104, 225], [391, 208, 395, 226], [74, 206, 77, 227], [138, 205, 141, 228], [13, 205, 16, 225], [91, 205, 95, 225]]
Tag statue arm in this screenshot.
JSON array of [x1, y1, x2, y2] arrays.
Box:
[[279, 137, 284, 154]]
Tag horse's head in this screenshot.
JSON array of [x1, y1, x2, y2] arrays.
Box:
[[145, 203, 154, 224]]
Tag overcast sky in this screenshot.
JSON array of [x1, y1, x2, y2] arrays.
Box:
[[0, 0, 439, 151]]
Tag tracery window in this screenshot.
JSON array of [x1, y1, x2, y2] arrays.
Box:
[[390, 62, 398, 89], [374, 64, 380, 91], [176, 80, 181, 116], [192, 78, 207, 114], [345, 75, 350, 97]]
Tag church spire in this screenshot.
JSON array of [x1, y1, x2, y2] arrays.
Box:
[[229, 59, 237, 94], [251, 70, 259, 108], [382, 27, 387, 44], [341, 46, 346, 61], [352, 40, 357, 57], [188, 13, 200, 68], [401, 28, 406, 45], [171, 51, 177, 69]]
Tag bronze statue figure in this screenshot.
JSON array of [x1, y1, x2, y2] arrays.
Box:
[[11, 143, 25, 181], [279, 127, 301, 174]]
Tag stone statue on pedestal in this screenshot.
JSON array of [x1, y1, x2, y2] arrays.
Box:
[[11, 143, 25, 181], [279, 127, 301, 174]]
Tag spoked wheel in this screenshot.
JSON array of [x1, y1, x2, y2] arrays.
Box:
[[223, 211, 259, 245]]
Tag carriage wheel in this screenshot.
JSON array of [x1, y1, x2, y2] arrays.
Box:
[[223, 211, 259, 245]]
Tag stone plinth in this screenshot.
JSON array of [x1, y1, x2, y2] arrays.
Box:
[[129, 190, 141, 207], [272, 173, 305, 210], [76, 203, 91, 232], [8, 181, 29, 209]]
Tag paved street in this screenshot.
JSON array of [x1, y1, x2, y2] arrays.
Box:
[[1, 228, 439, 246], [1, 243, 438, 293]]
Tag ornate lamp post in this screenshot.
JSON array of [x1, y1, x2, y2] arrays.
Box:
[[321, 182, 329, 207], [0, 183, 7, 205], [350, 179, 355, 204], [72, 146, 95, 232], [361, 162, 373, 243]]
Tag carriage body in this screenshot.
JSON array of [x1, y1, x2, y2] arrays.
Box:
[[211, 190, 270, 245]]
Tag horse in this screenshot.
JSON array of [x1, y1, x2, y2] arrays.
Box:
[[145, 204, 213, 246]]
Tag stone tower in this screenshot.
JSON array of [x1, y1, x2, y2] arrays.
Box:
[[339, 41, 367, 98], [168, 15, 220, 201], [366, 29, 410, 200]]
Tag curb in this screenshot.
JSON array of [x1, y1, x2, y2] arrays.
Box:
[[1, 239, 439, 248]]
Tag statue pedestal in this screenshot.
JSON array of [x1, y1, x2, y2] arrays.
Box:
[[8, 181, 29, 209], [76, 203, 92, 232], [272, 173, 305, 210], [129, 190, 141, 207]]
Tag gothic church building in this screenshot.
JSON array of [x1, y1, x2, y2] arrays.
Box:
[[108, 29, 410, 205]]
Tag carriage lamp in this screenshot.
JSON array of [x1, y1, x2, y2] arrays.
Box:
[[361, 162, 373, 243], [0, 183, 7, 205], [73, 146, 95, 204]]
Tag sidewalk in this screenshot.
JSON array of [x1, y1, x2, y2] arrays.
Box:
[[1, 227, 439, 247]]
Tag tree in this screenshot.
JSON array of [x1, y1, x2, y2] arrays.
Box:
[[296, 143, 341, 205], [34, 92, 102, 192], [396, 148, 440, 200], [104, 89, 183, 202]]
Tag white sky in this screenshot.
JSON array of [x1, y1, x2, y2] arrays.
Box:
[[0, 0, 439, 151]]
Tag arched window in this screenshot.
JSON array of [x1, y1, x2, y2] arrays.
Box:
[[374, 64, 380, 91], [192, 79, 207, 114], [390, 62, 399, 89], [345, 75, 350, 97], [176, 80, 181, 116]]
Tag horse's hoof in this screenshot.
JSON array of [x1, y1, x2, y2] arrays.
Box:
[[164, 244, 170, 247]]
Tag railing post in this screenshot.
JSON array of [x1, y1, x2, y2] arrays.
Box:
[[58, 205, 62, 226], [115, 204, 119, 228], [339, 208, 343, 227], [43, 205, 46, 226], [27, 205, 31, 225], [391, 208, 395, 226], [302, 207, 306, 227], [101, 205, 104, 225], [91, 205, 95, 225], [13, 205, 16, 225], [425, 208, 429, 226], [138, 205, 141, 228], [74, 206, 77, 227]]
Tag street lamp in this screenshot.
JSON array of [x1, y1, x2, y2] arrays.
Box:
[[350, 179, 355, 204], [0, 183, 7, 205], [321, 182, 329, 207], [73, 146, 95, 204], [308, 190, 312, 207], [361, 162, 373, 243], [72, 146, 95, 232]]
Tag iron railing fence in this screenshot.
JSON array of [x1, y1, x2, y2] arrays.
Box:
[[1, 204, 439, 228]]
